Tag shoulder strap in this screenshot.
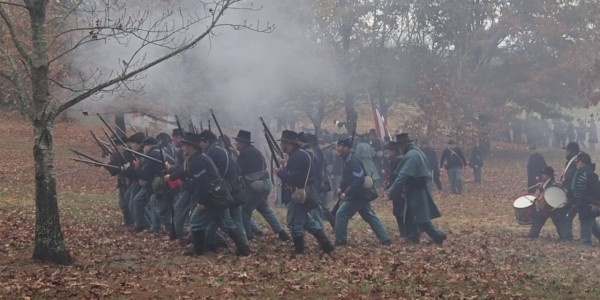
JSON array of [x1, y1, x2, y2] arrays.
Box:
[[299, 149, 312, 188], [204, 153, 223, 180]]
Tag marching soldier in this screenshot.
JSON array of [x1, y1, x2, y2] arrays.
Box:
[[334, 137, 391, 246], [387, 133, 446, 244], [198, 130, 250, 255], [276, 130, 334, 254], [234, 130, 289, 241]]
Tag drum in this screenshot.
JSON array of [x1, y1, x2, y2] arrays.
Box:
[[513, 195, 536, 226], [540, 186, 567, 215]]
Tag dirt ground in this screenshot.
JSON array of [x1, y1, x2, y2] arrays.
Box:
[[1, 111, 600, 299]]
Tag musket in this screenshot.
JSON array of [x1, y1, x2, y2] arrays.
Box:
[[260, 117, 283, 157], [210, 109, 231, 154], [200, 121, 204, 132], [72, 158, 120, 170], [129, 124, 138, 134], [97, 113, 128, 147], [90, 130, 112, 156], [320, 142, 337, 151], [69, 149, 103, 164], [175, 115, 184, 136], [123, 147, 162, 164], [101, 127, 127, 163], [264, 130, 281, 168], [115, 126, 128, 139]]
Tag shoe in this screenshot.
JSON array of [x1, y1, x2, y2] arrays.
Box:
[[311, 230, 334, 254], [292, 236, 305, 254], [434, 233, 447, 245], [381, 240, 391, 246], [184, 230, 205, 256], [228, 229, 251, 257], [278, 231, 290, 241]]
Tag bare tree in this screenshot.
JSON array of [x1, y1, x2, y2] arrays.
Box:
[[0, 0, 271, 264]]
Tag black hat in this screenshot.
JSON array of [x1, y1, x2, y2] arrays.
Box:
[[298, 132, 308, 143], [337, 136, 353, 147], [396, 133, 414, 144], [143, 137, 158, 145], [181, 132, 202, 148], [156, 132, 171, 143], [278, 130, 299, 144], [199, 130, 217, 143], [233, 130, 252, 144], [128, 132, 146, 144], [385, 141, 400, 150], [447, 139, 456, 145], [306, 133, 318, 143], [563, 142, 579, 152], [541, 166, 554, 176], [172, 128, 183, 137], [576, 152, 592, 165]]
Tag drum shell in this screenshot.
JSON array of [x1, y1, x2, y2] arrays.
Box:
[[513, 195, 535, 226]]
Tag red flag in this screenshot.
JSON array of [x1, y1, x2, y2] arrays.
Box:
[[370, 103, 389, 139]]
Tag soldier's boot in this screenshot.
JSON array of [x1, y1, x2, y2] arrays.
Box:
[[184, 230, 204, 256], [292, 236, 305, 254], [278, 230, 290, 241], [309, 229, 334, 254], [228, 229, 250, 256]]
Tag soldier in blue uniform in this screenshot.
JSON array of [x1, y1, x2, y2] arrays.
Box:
[[276, 130, 334, 254], [334, 137, 390, 246]]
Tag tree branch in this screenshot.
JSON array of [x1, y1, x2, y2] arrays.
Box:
[[0, 5, 31, 63], [0, 1, 28, 9], [53, 0, 257, 118]]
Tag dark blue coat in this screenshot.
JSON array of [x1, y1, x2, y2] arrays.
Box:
[[206, 145, 238, 181], [277, 148, 313, 189], [339, 153, 366, 201]]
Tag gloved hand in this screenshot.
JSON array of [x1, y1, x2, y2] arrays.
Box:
[[121, 162, 131, 171]]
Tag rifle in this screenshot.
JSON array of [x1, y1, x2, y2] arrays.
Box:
[[69, 149, 103, 164], [175, 115, 184, 136], [260, 117, 283, 157], [210, 109, 231, 154], [115, 125, 128, 139], [200, 121, 204, 132], [330, 122, 357, 224], [129, 124, 138, 134], [101, 127, 127, 164], [72, 158, 120, 170], [320, 142, 337, 151], [90, 131, 112, 157], [97, 113, 128, 147], [123, 147, 162, 164]]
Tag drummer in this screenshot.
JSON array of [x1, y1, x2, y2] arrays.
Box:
[[528, 166, 569, 240]]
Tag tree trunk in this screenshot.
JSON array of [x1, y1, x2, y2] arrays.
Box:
[[29, 1, 72, 265], [115, 112, 126, 136], [344, 92, 357, 135], [32, 120, 72, 265]]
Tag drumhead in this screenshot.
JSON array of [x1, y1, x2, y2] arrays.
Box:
[[513, 195, 535, 208], [543, 186, 567, 208]]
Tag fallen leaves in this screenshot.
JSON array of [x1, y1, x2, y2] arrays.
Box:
[[2, 114, 600, 298]]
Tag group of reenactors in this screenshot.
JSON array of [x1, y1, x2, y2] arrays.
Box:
[[96, 122, 448, 257], [526, 142, 600, 245]]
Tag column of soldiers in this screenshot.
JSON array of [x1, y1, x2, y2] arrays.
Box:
[[100, 124, 449, 257]]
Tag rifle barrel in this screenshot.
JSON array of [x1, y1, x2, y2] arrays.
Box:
[[123, 148, 162, 163], [70, 149, 103, 164], [72, 158, 120, 169]]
